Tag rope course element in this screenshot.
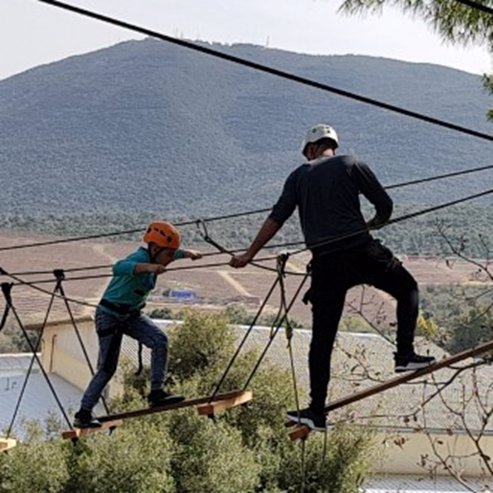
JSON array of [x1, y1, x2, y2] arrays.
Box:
[[195, 219, 306, 276], [1, 163, 492, 256], [287, 186, 493, 256], [288, 337, 493, 440], [0, 281, 73, 434], [3, 182, 493, 290], [53, 269, 110, 413], [242, 269, 310, 391], [37, 0, 493, 143], [208, 275, 281, 402]]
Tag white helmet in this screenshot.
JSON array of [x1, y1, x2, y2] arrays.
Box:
[[301, 124, 339, 156]]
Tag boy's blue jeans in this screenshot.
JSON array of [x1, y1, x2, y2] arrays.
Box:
[[80, 307, 168, 412]]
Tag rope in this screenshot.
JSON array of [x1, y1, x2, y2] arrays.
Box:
[[208, 276, 281, 402], [242, 269, 310, 390], [37, 0, 493, 143], [0, 210, 269, 253], [4, 185, 493, 301], [277, 255, 302, 418], [2, 281, 73, 435], [1, 163, 492, 256], [54, 269, 110, 414], [299, 439, 307, 493], [288, 186, 493, 256], [0, 269, 100, 309], [0, 283, 13, 333], [195, 220, 306, 275]]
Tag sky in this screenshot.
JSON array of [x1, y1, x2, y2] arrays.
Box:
[[1, 0, 492, 82]]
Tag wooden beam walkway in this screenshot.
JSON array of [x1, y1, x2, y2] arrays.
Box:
[[288, 338, 493, 440]]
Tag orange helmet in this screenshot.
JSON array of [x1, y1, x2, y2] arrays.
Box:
[[143, 221, 181, 249]]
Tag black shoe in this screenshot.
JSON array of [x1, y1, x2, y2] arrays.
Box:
[[147, 389, 185, 408], [286, 407, 326, 432], [395, 352, 436, 373], [73, 409, 102, 429]]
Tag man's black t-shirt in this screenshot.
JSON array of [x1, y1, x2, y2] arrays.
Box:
[[269, 155, 393, 253]]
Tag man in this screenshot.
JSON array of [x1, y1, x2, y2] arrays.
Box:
[[229, 124, 435, 432]]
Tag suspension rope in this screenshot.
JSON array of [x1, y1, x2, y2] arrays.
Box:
[[195, 220, 306, 275], [0, 210, 268, 253], [287, 186, 493, 256], [1, 282, 73, 434], [5, 183, 493, 287], [242, 269, 310, 390], [278, 254, 303, 421], [53, 269, 110, 414], [208, 275, 281, 402], [6, 276, 63, 437], [0, 269, 100, 309], [0, 283, 13, 333], [1, 162, 492, 256], [37, 0, 493, 143]]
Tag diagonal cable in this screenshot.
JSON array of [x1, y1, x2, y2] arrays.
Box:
[[37, 0, 493, 143]]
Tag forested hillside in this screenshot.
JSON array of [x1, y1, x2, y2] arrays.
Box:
[[0, 38, 491, 254]]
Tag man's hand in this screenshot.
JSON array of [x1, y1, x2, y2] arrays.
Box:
[[229, 253, 252, 268], [184, 249, 202, 260], [366, 217, 386, 231]]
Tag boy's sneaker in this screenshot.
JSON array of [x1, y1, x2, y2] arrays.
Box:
[[286, 407, 326, 432], [73, 409, 102, 429], [147, 389, 185, 408], [394, 352, 436, 373]]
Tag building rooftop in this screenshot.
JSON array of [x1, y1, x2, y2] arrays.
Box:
[[0, 353, 104, 438]]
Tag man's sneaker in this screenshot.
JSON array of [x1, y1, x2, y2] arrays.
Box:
[[73, 409, 102, 429], [395, 352, 436, 373], [286, 407, 326, 432], [147, 389, 185, 408]]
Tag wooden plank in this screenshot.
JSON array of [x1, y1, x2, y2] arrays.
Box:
[[288, 425, 311, 441], [62, 419, 123, 440], [98, 389, 247, 423], [0, 438, 16, 452], [196, 391, 253, 416], [324, 338, 493, 414], [287, 338, 493, 441]]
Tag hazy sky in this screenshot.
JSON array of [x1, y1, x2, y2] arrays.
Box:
[[1, 0, 492, 82]]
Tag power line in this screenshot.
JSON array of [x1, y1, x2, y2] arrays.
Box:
[[37, 0, 493, 143]]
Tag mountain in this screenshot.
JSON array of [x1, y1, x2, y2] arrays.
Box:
[[0, 38, 491, 233]]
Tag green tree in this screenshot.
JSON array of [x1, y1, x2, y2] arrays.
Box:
[[339, 0, 493, 119], [0, 310, 377, 493]]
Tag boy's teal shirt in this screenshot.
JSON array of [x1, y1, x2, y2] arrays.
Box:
[[100, 246, 185, 313]]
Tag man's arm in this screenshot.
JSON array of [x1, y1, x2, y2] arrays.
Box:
[[352, 161, 393, 229], [229, 218, 281, 268]]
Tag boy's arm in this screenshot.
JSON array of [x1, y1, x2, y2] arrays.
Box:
[[179, 249, 202, 260], [114, 259, 165, 276], [134, 263, 166, 274]]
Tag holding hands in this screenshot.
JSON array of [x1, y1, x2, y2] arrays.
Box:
[[229, 253, 252, 269]]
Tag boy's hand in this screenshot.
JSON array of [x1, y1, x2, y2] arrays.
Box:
[[148, 264, 166, 274], [184, 249, 202, 260]]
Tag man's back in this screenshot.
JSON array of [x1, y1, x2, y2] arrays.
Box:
[[270, 155, 392, 252]]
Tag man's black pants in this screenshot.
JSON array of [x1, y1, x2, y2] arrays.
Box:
[[306, 239, 419, 414]]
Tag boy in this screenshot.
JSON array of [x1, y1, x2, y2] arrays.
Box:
[[74, 221, 202, 428]]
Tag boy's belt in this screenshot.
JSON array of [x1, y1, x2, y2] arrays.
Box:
[[99, 299, 144, 315]]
